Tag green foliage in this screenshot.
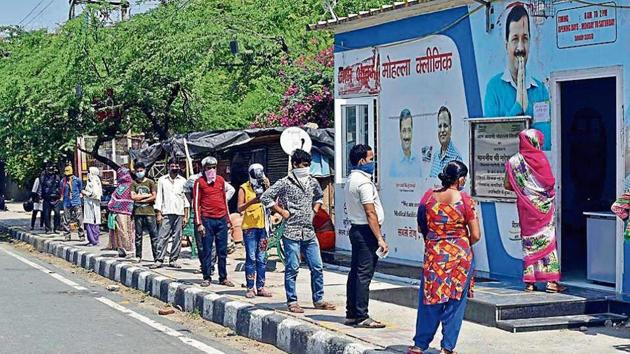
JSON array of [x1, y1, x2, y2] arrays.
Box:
[[0, 0, 391, 184]]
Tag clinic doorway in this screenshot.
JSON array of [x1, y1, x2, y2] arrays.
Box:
[[555, 73, 621, 289]]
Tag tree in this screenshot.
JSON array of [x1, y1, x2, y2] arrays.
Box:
[[0, 0, 391, 184]]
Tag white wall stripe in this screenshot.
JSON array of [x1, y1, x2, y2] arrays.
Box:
[[277, 319, 302, 352], [248, 309, 273, 341], [223, 301, 251, 330]]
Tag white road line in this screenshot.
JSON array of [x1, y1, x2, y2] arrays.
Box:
[[0, 246, 88, 291], [0, 245, 225, 354], [96, 297, 225, 354]]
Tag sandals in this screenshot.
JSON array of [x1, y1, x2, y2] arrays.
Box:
[[407, 346, 423, 354], [525, 283, 537, 292], [200, 279, 211, 287], [256, 288, 272, 297], [313, 301, 336, 310], [546, 283, 567, 293], [219, 279, 235, 287], [288, 303, 305, 313], [354, 318, 386, 329], [245, 289, 256, 298]]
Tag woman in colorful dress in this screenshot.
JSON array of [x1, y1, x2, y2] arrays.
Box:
[[504, 129, 565, 293], [82, 167, 102, 246], [408, 161, 480, 354], [611, 192, 630, 239], [107, 167, 136, 259]]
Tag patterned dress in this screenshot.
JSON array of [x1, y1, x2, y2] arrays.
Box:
[[420, 190, 476, 305], [505, 129, 560, 283]]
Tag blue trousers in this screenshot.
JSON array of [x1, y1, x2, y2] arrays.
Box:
[[243, 228, 268, 290], [413, 270, 473, 351], [282, 237, 324, 305], [200, 217, 228, 282]]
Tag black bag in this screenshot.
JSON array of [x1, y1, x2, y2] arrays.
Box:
[[23, 200, 34, 212]]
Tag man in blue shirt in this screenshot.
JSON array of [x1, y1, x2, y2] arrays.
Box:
[[484, 4, 551, 150], [429, 107, 463, 177], [60, 165, 84, 241], [390, 109, 423, 178]]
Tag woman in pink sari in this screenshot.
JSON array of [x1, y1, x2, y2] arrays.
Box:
[[504, 129, 565, 293]]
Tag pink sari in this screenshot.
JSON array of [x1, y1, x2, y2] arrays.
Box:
[[505, 129, 560, 283]]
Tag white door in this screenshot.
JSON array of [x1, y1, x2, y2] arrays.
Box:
[[334, 98, 376, 184]]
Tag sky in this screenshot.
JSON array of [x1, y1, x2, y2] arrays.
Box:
[[0, 0, 158, 31]]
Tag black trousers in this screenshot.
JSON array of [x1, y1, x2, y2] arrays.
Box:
[[42, 199, 61, 232], [134, 215, 159, 259], [346, 224, 379, 321]]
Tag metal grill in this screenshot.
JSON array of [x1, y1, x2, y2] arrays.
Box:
[[529, 0, 555, 18]]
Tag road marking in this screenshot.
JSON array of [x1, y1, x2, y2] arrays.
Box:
[[1, 245, 225, 354], [0, 246, 87, 291], [96, 297, 225, 354]]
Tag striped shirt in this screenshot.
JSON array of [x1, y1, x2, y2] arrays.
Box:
[[429, 141, 463, 177]]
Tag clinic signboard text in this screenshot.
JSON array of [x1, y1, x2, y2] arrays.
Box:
[[556, 3, 617, 49]]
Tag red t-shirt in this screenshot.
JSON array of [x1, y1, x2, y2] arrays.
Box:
[[193, 175, 228, 224]]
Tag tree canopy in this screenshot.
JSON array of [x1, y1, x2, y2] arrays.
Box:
[[0, 0, 391, 184]]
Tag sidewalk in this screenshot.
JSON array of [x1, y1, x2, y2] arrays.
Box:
[[2, 203, 630, 353]]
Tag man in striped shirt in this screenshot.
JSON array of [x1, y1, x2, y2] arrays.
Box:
[[429, 106, 463, 178], [192, 156, 235, 287]]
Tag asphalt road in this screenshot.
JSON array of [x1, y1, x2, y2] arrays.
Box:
[[0, 240, 247, 354]]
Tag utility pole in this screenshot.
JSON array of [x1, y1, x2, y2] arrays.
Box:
[[68, 0, 130, 22]]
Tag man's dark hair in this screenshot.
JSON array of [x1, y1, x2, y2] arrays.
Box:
[[134, 161, 146, 170], [437, 106, 452, 125], [399, 109, 413, 130], [349, 144, 372, 166], [167, 158, 178, 166], [505, 4, 530, 42], [291, 149, 312, 167]]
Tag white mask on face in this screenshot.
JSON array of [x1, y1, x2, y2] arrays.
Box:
[[292, 167, 310, 179]]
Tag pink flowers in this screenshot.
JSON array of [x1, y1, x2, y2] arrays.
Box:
[[252, 46, 334, 129]]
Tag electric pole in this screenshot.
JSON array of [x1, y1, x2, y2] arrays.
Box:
[[68, 0, 130, 22]]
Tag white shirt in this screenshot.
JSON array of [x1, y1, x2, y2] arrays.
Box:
[[155, 174, 190, 216], [344, 170, 384, 225]]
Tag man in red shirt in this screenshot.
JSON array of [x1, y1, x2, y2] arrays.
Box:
[[193, 156, 236, 287]]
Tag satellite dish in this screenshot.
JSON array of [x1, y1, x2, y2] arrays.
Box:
[[280, 127, 312, 155]]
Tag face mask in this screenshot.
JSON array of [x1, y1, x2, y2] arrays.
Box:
[[169, 168, 180, 175], [205, 169, 217, 182], [292, 167, 310, 179], [136, 171, 145, 180], [356, 161, 375, 175]]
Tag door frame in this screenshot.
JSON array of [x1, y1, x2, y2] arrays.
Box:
[[550, 66, 624, 293], [334, 97, 376, 185]]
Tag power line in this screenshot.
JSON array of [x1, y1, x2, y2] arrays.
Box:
[[23, 0, 56, 28], [18, 0, 46, 25]]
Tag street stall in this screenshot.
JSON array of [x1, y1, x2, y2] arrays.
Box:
[[312, 0, 630, 294]]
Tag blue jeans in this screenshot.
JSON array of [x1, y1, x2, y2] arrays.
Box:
[[413, 264, 473, 351], [282, 237, 324, 305], [243, 228, 268, 290], [201, 217, 228, 282]]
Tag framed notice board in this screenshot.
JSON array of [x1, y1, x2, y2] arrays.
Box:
[[468, 116, 531, 202]]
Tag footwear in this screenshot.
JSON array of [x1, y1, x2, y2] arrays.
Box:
[[287, 303, 304, 313], [354, 317, 386, 329], [546, 282, 567, 293], [407, 346, 423, 354], [313, 301, 336, 310], [525, 283, 537, 292], [200, 279, 211, 287], [219, 279, 235, 287], [150, 262, 163, 269], [344, 318, 360, 326], [440, 349, 457, 354], [117, 248, 127, 258], [256, 288, 272, 297], [245, 289, 256, 298], [168, 262, 182, 269]]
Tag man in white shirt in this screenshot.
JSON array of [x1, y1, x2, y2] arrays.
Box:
[[152, 159, 190, 269], [344, 144, 388, 328]]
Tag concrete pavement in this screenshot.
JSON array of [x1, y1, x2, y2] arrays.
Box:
[[2, 203, 630, 353]]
